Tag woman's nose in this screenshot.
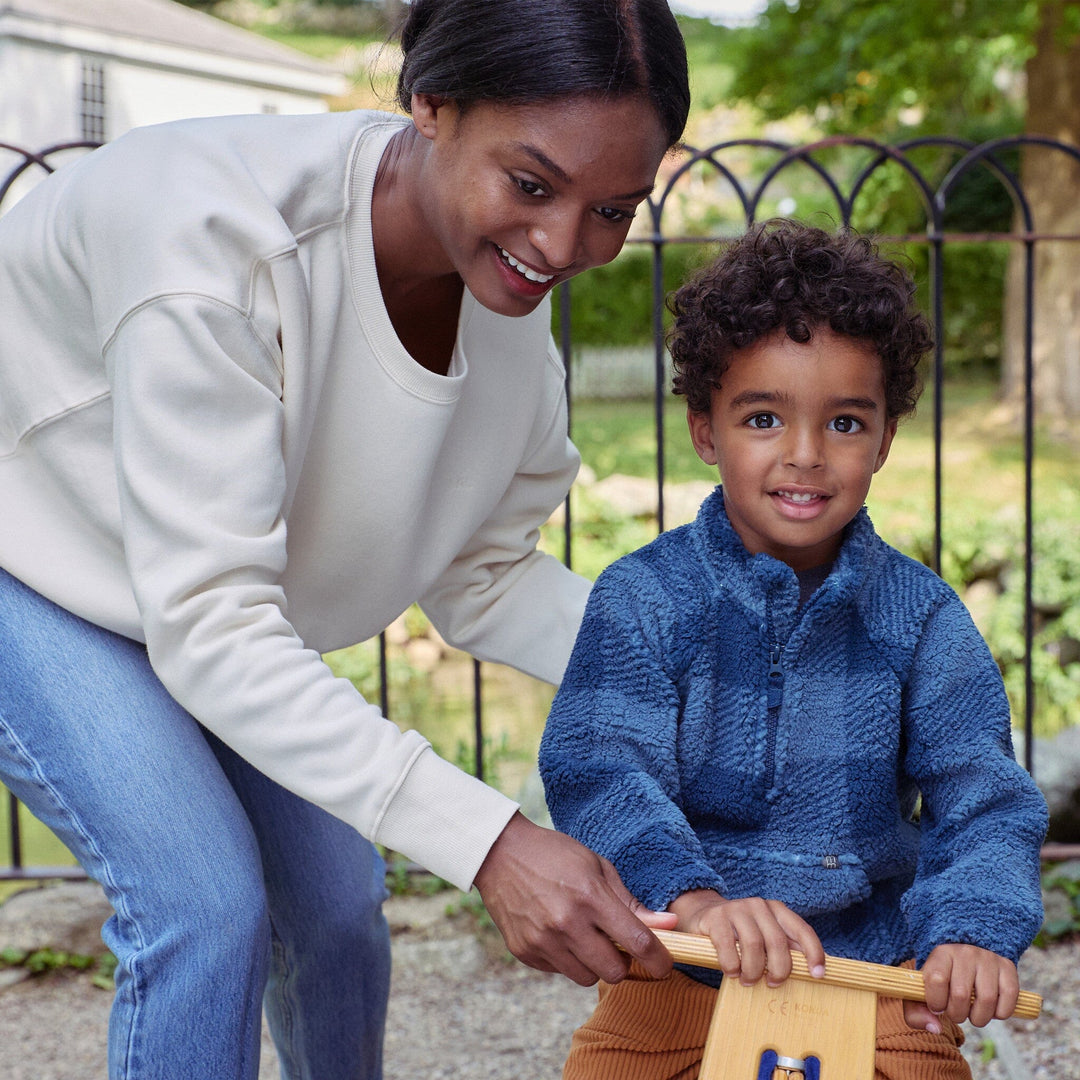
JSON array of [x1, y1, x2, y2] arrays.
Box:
[[528, 214, 584, 272]]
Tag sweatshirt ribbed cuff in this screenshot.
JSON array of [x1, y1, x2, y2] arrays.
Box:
[[372, 745, 519, 892]]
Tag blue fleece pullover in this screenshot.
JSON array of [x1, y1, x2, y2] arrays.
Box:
[[540, 490, 1047, 981]]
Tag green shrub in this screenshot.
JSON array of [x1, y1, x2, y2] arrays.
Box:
[[871, 500, 1080, 738], [551, 244, 715, 348], [1036, 860, 1080, 944]]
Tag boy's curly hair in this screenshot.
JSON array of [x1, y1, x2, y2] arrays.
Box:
[[668, 220, 933, 419]]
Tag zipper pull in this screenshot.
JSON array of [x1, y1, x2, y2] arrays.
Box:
[[767, 643, 784, 709]]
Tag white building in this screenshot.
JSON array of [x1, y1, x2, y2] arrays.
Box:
[[0, 0, 347, 152]]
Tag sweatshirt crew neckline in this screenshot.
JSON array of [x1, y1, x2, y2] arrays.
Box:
[[345, 117, 470, 405]]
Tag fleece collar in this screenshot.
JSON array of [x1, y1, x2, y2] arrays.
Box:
[[689, 486, 882, 644]]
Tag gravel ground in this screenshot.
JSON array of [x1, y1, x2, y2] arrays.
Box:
[[0, 881, 1076, 1079]]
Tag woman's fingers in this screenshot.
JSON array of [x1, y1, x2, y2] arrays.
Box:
[[472, 813, 675, 986]]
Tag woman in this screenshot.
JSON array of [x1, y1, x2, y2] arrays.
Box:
[[0, 1, 689, 1077]]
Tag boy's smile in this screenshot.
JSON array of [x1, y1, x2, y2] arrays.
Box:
[[688, 325, 897, 571]]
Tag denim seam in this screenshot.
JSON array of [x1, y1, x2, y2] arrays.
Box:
[[267, 920, 302, 1079], [0, 705, 147, 1075]]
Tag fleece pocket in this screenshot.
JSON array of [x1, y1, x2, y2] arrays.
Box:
[[705, 843, 872, 918]]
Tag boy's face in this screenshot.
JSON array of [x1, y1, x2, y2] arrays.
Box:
[[688, 325, 897, 572]]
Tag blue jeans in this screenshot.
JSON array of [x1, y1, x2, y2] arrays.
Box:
[[0, 567, 391, 1080]]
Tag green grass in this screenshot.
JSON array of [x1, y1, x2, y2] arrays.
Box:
[[570, 397, 713, 484], [567, 379, 1078, 556], [554, 379, 1080, 740], [3, 380, 1076, 881], [253, 27, 375, 60]]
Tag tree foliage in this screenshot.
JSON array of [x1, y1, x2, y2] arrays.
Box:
[[719, 0, 1039, 140]]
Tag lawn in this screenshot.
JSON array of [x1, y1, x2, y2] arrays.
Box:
[[558, 380, 1080, 746], [563, 380, 1078, 571], [3, 378, 1076, 889]]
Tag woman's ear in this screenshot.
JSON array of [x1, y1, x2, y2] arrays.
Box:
[[411, 93, 450, 140]]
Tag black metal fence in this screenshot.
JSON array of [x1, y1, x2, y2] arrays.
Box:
[[3, 132, 1078, 881]]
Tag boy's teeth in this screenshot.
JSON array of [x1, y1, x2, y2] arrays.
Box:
[[499, 247, 553, 284], [784, 491, 817, 504]]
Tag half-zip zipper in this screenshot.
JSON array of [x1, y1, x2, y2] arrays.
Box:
[[764, 640, 783, 787], [767, 642, 784, 709]]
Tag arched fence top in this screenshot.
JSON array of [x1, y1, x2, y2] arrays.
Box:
[[0, 141, 101, 210], [933, 135, 1080, 236], [637, 133, 1080, 244], [6, 134, 1079, 243], [3, 128, 1078, 881]]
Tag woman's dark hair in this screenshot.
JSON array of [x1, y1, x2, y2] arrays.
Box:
[[395, 0, 690, 149], [669, 220, 933, 419]]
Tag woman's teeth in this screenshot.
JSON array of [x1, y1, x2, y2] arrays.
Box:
[[499, 247, 553, 284]]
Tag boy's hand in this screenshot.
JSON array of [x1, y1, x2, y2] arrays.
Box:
[[904, 944, 1020, 1032], [668, 889, 826, 987]]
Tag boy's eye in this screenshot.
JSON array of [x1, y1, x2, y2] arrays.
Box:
[[747, 412, 780, 429], [829, 416, 864, 433]]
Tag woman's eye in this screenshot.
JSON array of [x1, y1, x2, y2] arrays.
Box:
[[748, 413, 779, 429], [515, 177, 545, 197], [829, 416, 864, 433], [597, 206, 633, 223]]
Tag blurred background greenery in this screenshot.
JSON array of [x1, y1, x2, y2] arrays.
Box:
[[5, 2, 1078, 888]]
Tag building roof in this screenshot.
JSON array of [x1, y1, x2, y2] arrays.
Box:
[[0, 0, 340, 79]]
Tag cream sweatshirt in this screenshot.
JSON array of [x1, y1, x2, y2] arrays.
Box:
[[0, 109, 591, 889]]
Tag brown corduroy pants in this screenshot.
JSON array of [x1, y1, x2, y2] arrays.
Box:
[[563, 962, 970, 1080]]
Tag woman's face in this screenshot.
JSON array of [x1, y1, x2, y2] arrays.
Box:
[[412, 93, 669, 317]]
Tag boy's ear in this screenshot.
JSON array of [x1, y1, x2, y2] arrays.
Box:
[[874, 418, 899, 473], [687, 408, 719, 467]]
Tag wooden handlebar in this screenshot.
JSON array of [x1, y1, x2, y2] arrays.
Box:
[[650, 929, 1042, 1020]]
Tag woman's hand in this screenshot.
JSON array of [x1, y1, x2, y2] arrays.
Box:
[[472, 812, 678, 986], [668, 889, 826, 987], [903, 944, 1019, 1032]]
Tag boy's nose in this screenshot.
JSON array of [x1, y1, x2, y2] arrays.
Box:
[[784, 427, 825, 469]]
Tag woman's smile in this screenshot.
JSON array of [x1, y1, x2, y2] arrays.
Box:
[[496, 245, 555, 285]]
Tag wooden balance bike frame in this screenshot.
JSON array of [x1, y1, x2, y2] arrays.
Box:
[[652, 930, 1041, 1080]]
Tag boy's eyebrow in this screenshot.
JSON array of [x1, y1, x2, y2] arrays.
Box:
[[728, 389, 880, 411], [513, 142, 656, 199], [829, 396, 880, 411], [728, 389, 788, 408]]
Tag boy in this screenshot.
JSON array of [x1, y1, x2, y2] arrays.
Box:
[[540, 221, 1048, 1080]]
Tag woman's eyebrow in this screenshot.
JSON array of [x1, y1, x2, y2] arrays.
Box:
[[512, 142, 656, 200], [514, 143, 572, 182]]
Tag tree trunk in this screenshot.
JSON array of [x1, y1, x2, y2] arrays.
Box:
[[1002, 0, 1080, 427]]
